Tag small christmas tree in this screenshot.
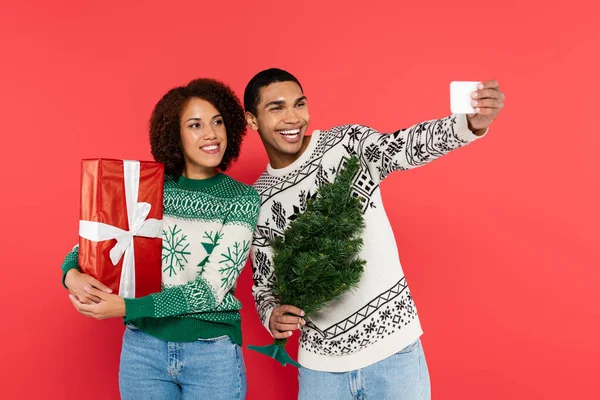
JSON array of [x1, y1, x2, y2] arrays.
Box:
[[248, 156, 366, 367]]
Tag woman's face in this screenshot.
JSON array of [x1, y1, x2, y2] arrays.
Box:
[[179, 97, 227, 178]]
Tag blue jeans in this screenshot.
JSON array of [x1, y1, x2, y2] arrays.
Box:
[[298, 339, 430, 400], [119, 325, 247, 400]]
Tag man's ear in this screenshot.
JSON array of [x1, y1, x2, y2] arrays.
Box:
[[245, 111, 259, 131]]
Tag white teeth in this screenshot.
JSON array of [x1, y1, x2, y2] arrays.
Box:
[[278, 129, 300, 135], [202, 145, 218, 151]]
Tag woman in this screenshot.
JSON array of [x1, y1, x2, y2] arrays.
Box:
[[61, 78, 260, 399]]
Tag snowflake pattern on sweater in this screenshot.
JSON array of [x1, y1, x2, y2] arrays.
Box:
[[62, 173, 261, 330]]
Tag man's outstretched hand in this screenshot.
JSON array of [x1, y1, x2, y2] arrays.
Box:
[[466, 80, 505, 133]]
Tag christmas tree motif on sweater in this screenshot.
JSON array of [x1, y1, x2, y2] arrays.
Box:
[[162, 224, 191, 277], [219, 241, 250, 289], [198, 231, 224, 274]]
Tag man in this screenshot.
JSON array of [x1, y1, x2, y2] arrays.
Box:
[[245, 68, 504, 399]]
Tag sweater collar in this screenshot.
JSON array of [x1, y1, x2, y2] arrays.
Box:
[[175, 172, 225, 189]]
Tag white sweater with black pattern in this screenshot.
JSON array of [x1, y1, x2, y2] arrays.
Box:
[[251, 114, 485, 372]]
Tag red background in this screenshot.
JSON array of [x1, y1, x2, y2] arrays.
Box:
[[1, 1, 598, 399]]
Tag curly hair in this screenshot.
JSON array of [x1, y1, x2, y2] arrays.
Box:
[[150, 78, 247, 177]]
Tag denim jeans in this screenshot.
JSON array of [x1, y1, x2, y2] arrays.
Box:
[[298, 339, 430, 400], [119, 325, 247, 400]]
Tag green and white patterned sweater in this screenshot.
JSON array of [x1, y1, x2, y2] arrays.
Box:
[[61, 173, 260, 344]]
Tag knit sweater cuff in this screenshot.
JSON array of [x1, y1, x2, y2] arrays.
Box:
[[61, 262, 80, 289], [124, 295, 155, 321], [454, 113, 488, 142]]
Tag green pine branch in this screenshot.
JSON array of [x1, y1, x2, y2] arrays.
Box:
[[271, 156, 366, 316], [248, 156, 366, 367]]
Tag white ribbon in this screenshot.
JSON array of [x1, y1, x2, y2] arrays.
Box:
[[79, 160, 162, 298]]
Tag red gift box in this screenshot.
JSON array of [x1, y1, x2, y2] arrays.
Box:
[[78, 159, 164, 298]]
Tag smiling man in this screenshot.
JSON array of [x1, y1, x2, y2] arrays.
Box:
[[244, 68, 504, 400]]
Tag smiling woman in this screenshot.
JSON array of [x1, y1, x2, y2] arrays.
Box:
[[60, 78, 260, 400], [179, 98, 228, 177], [150, 79, 247, 178]]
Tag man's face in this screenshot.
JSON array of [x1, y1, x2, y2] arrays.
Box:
[[247, 81, 310, 157]]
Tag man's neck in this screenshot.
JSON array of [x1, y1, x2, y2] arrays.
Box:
[[265, 135, 313, 170]]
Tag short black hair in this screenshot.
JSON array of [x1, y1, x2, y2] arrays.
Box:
[[243, 68, 303, 115], [150, 78, 247, 177]]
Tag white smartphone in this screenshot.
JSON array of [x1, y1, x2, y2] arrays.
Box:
[[450, 81, 481, 114]]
